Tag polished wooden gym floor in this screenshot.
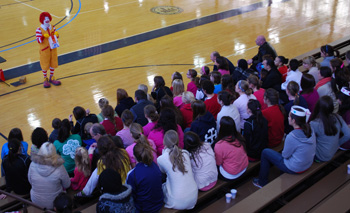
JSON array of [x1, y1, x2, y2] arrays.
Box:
[[0, 0, 350, 148]]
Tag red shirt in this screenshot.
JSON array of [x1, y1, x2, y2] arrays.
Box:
[[204, 94, 221, 120], [262, 105, 284, 147], [180, 103, 193, 128], [278, 66, 288, 82], [253, 88, 268, 110], [101, 117, 123, 136]]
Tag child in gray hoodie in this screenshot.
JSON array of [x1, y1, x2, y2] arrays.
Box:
[[253, 106, 316, 188]]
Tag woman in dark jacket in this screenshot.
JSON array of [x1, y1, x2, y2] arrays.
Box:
[[243, 100, 268, 161], [115, 88, 135, 117], [151, 76, 173, 110]]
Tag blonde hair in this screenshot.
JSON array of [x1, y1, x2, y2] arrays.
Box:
[[163, 130, 187, 174], [237, 80, 253, 96], [172, 79, 185, 96], [303, 56, 319, 69], [98, 98, 109, 109], [84, 122, 93, 134], [75, 147, 91, 177], [38, 142, 60, 165], [182, 91, 195, 104]]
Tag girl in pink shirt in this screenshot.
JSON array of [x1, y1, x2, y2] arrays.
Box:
[[126, 123, 157, 168], [143, 105, 159, 137], [214, 116, 248, 180], [116, 110, 135, 148], [148, 108, 184, 156], [186, 69, 198, 97], [215, 56, 230, 75]]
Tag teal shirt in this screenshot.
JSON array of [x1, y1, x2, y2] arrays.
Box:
[[53, 134, 82, 174]]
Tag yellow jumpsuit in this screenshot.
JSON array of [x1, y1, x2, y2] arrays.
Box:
[[38, 27, 58, 71]]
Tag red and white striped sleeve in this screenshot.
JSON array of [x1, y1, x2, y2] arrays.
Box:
[[36, 27, 43, 43]]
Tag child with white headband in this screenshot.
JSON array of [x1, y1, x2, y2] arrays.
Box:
[[253, 105, 316, 188]]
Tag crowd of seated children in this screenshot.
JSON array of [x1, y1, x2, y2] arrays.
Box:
[[2, 43, 350, 210]]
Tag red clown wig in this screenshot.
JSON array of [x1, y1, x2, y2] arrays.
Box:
[[39, 12, 52, 24]]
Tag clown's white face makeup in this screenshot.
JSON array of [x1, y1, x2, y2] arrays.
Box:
[[43, 17, 50, 28]]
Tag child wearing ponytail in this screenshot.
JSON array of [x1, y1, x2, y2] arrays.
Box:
[[243, 100, 268, 161], [126, 142, 164, 213], [2, 139, 31, 195], [126, 123, 157, 168], [157, 130, 198, 210], [253, 106, 316, 188]]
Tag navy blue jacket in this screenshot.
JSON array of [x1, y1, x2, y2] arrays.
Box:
[[127, 162, 164, 213], [115, 97, 136, 117], [130, 99, 154, 126], [190, 111, 217, 144]]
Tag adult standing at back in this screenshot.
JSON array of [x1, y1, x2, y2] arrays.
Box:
[[130, 90, 154, 126], [247, 35, 277, 70], [210, 51, 235, 74]]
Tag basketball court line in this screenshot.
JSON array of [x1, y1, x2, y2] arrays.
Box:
[[2, 0, 335, 83], [14, 0, 61, 18], [2, 0, 289, 79], [0, 0, 33, 7], [0, 64, 193, 97], [77, 0, 140, 15]]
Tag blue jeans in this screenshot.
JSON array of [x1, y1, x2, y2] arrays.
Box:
[[258, 148, 295, 186]]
